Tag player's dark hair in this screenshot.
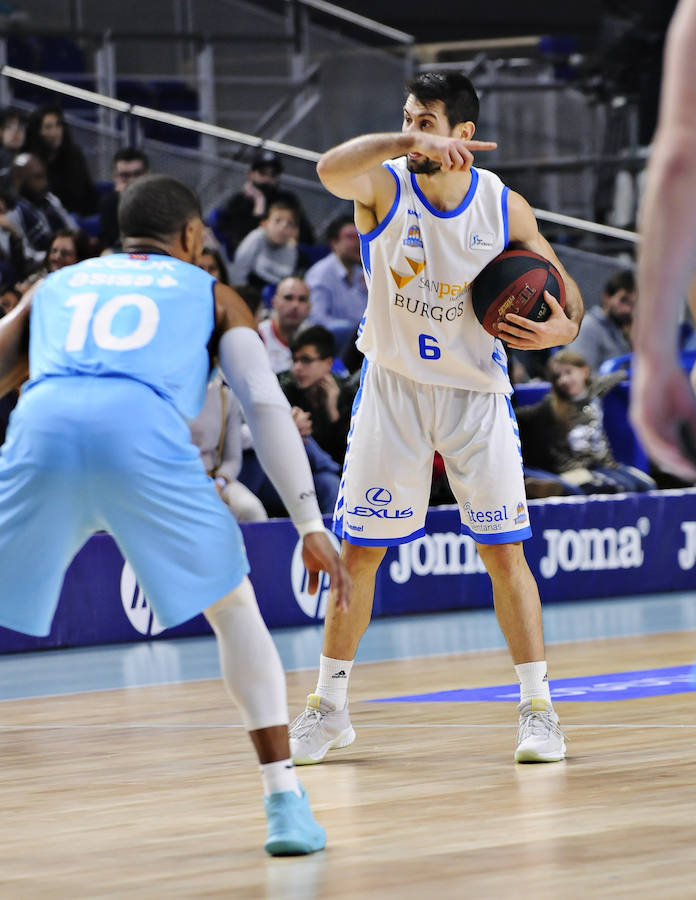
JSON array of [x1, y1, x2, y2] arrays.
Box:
[[603, 268, 635, 296], [405, 71, 479, 127], [118, 174, 201, 242], [291, 324, 336, 360], [325, 214, 354, 244]]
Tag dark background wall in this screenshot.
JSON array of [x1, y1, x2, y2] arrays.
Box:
[[331, 0, 605, 42]]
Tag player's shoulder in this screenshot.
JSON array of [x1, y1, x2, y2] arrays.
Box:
[[471, 166, 507, 192]]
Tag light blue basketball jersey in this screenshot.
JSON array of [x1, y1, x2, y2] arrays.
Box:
[[27, 252, 217, 420]]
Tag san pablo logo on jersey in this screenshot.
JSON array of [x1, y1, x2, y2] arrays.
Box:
[[390, 255, 426, 289], [388, 245, 475, 329]]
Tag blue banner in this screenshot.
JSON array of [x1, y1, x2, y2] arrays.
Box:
[[1, 489, 695, 653]]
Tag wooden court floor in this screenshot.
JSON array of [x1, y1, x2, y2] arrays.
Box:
[[0, 630, 693, 899]]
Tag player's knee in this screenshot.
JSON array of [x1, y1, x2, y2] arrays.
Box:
[[341, 541, 387, 572], [204, 576, 257, 624], [477, 541, 525, 577]]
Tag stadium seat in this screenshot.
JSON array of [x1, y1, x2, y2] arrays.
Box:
[[145, 80, 199, 147], [7, 34, 44, 103], [598, 354, 632, 375], [599, 350, 696, 377], [299, 243, 331, 267], [206, 207, 227, 248]]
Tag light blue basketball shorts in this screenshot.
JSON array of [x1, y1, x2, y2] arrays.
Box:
[[0, 376, 249, 636]]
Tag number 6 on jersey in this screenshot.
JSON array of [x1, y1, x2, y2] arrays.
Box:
[[418, 333, 441, 360]]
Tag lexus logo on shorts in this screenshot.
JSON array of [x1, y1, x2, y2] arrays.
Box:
[[365, 487, 392, 505], [290, 529, 340, 620], [120, 562, 166, 636]]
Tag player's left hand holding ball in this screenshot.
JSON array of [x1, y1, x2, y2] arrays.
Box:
[[498, 291, 577, 350]]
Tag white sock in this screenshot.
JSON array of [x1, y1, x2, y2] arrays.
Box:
[[260, 758, 301, 797], [316, 654, 353, 709], [515, 660, 552, 704]]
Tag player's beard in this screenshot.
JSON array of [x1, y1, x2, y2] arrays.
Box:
[[406, 156, 441, 175]]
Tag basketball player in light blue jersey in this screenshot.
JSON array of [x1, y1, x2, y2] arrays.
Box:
[[290, 72, 584, 766], [0, 174, 351, 856]]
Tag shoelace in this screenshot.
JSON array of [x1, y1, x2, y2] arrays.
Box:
[[518, 709, 568, 742], [289, 705, 324, 739]]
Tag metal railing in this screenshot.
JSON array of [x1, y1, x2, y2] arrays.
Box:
[[0, 64, 641, 247]]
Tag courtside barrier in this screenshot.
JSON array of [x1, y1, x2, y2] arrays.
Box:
[[2, 488, 695, 653]]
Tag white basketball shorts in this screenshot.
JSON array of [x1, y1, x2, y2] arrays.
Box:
[[333, 362, 531, 547]]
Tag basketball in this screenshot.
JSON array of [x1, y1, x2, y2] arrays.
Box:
[[471, 248, 566, 337]]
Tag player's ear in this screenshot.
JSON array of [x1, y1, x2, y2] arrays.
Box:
[[181, 216, 203, 261], [455, 121, 476, 141]]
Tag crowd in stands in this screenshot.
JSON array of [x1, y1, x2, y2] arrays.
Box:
[[0, 100, 691, 522]]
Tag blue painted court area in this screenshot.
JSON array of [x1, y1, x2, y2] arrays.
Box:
[[370, 665, 696, 703]]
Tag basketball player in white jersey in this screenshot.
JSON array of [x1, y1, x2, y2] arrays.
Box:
[[290, 72, 584, 765], [631, 0, 696, 481]]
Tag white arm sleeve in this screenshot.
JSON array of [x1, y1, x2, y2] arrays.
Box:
[[218, 327, 323, 531]]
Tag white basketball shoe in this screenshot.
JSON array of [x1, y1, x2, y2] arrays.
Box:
[[514, 698, 567, 763], [290, 694, 356, 765]]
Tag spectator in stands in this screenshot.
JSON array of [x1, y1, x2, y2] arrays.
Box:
[[228, 198, 303, 292], [570, 269, 636, 371], [278, 325, 354, 466], [0, 181, 28, 285], [0, 107, 27, 173], [241, 318, 343, 517], [189, 372, 268, 523], [216, 149, 314, 256], [98, 148, 150, 250], [198, 246, 229, 284], [6, 153, 77, 269], [516, 348, 656, 495], [305, 215, 367, 354], [24, 104, 98, 216], [0, 283, 21, 318], [46, 228, 91, 272], [258, 275, 312, 372], [15, 227, 92, 294]]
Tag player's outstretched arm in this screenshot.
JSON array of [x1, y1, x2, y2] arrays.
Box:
[[316, 132, 497, 221], [0, 285, 35, 395], [500, 191, 584, 350], [212, 282, 351, 610]]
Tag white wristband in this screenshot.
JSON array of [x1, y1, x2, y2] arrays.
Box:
[[296, 518, 326, 538]]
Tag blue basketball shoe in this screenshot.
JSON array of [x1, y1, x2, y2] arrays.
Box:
[[264, 784, 326, 856]]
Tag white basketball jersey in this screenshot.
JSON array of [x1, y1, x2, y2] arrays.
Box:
[[357, 159, 512, 392]]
